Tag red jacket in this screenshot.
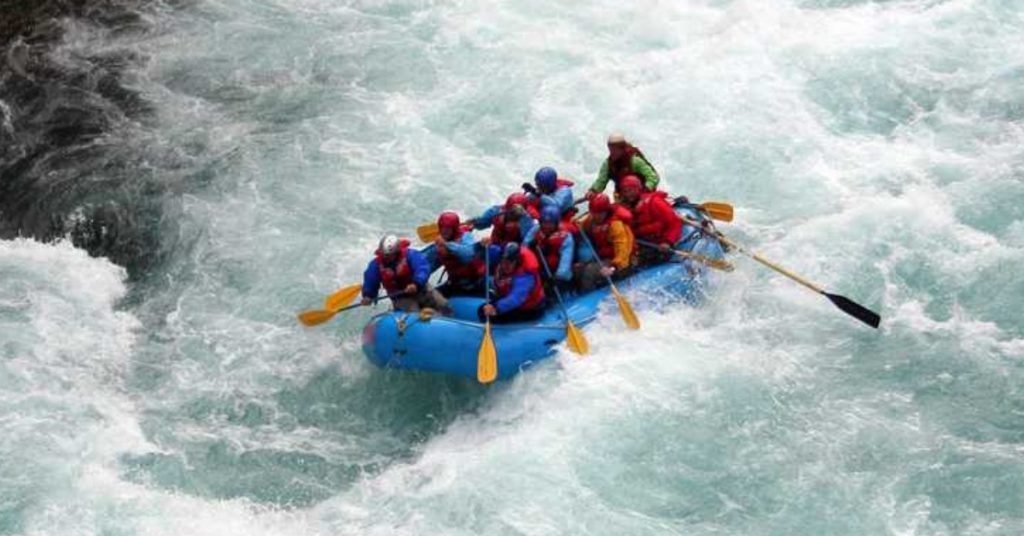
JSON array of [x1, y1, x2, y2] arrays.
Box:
[[629, 191, 682, 245]]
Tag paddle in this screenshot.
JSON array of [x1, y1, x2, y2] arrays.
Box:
[[635, 239, 735, 272], [715, 232, 881, 329], [298, 289, 405, 327], [477, 244, 498, 383], [297, 283, 363, 327], [576, 229, 640, 330], [533, 245, 588, 356], [673, 198, 734, 222]]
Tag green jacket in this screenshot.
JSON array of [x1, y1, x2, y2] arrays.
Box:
[[589, 154, 660, 193]]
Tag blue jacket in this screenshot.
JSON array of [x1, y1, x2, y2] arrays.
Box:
[[420, 232, 479, 272], [361, 248, 431, 299], [535, 186, 574, 215], [486, 244, 542, 314], [473, 205, 538, 246], [551, 233, 574, 282]]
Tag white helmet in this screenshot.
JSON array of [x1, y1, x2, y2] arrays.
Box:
[[607, 131, 626, 144], [378, 234, 400, 256]]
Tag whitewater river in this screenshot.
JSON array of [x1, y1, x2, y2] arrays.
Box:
[[2, 0, 1023, 534]]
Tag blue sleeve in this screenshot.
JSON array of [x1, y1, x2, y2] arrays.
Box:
[[520, 217, 539, 246], [495, 273, 536, 314], [361, 260, 382, 299], [553, 187, 574, 213], [555, 234, 574, 281], [446, 233, 477, 263], [473, 206, 502, 230], [406, 249, 431, 287], [486, 244, 502, 269], [419, 244, 439, 271]]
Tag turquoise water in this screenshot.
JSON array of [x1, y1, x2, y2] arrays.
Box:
[[2, 0, 1024, 534]]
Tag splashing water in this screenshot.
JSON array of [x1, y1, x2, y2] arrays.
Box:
[[2, 0, 1023, 534]]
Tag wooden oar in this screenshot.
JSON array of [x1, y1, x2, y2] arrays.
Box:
[[534, 246, 588, 356], [576, 230, 640, 330], [716, 233, 881, 328], [297, 283, 362, 327], [635, 239, 734, 272], [477, 244, 498, 383]]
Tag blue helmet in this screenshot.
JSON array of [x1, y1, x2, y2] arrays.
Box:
[[534, 166, 558, 192], [501, 242, 521, 263], [540, 205, 561, 225]]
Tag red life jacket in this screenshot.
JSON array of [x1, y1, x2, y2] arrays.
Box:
[[536, 224, 570, 272], [608, 144, 657, 192], [493, 248, 545, 311], [630, 191, 682, 244], [375, 240, 414, 293], [491, 212, 523, 246], [437, 225, 485, 283], [584, 205, 633, 260]]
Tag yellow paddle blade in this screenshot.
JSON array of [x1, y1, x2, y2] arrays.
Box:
[[417, 222, 440, 243], [700, 201, 734, 222], [324, 284, 363, 311], [297, 309, 337, 327], [677, 251, 735, 272], [477, 321, 498, 384], [565, 320, 589, 356], [612, 286, 641, 330], [702, 256, 735, 272]]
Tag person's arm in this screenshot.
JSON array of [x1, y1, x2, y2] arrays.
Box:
[[589, 160, 611, 193], [555, 233, 574, 281], [632, 155, 660, 191], [406, 249, 431, 287], [472, 205, 501, 230], [609, 221, 634, 270], [361, 260, 382, 299], [520, 217, 539, 246], [494, 273, 535, 313], [419, 243, 439, 271], [443, 233, 476, 263], [634, 212, 665, 238], [550, 186, 574, 213], [654, 197, 683, 244]]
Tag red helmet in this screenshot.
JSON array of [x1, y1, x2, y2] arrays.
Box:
[[505, 192, 528, 210], [619, 174, 642, 193], [437, 211, 460, 230], [589, 193, 612, 214]]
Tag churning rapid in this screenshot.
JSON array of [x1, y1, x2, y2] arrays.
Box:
[[2, 0, 1023, 534]]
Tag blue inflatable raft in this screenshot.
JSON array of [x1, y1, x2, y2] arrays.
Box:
[[361, 206, 726, 380]]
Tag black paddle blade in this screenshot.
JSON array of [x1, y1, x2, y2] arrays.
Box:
[[824, 292, 881, 328]]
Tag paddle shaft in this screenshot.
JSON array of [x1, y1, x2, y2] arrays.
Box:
[[635, 239, 732, 271], [576, 227, 619, 288], [533, 244, 573, 321], [713, 234, 823, 294]]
